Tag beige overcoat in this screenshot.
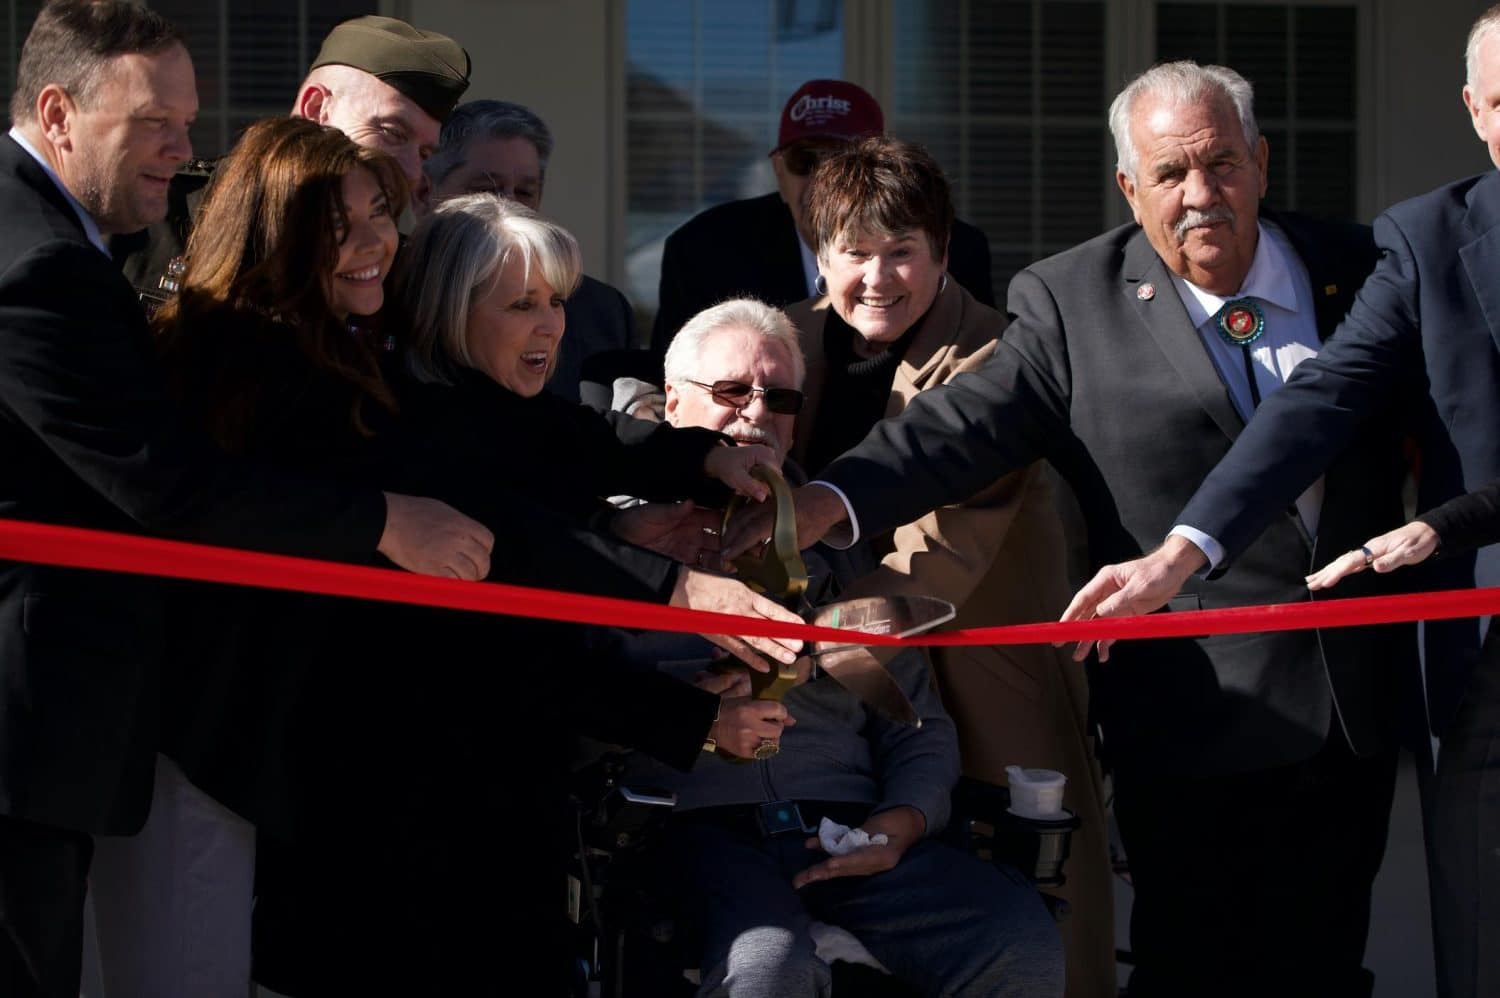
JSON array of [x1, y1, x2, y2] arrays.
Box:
[[786, 281, 1116, 998]]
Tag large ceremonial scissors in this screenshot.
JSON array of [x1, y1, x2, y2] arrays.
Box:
[[720, 466, 955, 752]]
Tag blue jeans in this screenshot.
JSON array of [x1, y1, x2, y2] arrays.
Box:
[[660, 818, 1063, 998]]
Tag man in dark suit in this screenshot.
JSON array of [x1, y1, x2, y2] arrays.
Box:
[[1066, 8, 1500, 996], [0, 4, 492, 995], [649, 78, 995, 364], [425, 98, 638, 402], [727, 62, 1412, 996]]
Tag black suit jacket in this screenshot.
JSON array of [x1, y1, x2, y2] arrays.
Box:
[[819, 212, 1414, 778], [0, 135, 384, 834], [650, 191, 996, 362], [1181, 172, 1500, 739]]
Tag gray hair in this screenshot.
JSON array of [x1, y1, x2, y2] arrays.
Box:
[[1468, 5, 1500, 88], [1108, 61, 1259, 181], [426, 99, 555, 188], [663, 299, 807, 391], [399, 193, 581, 383]]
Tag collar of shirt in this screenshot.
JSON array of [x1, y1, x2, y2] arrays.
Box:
[[1166, 220, 1299, 330], [8, 127, 109, 257]]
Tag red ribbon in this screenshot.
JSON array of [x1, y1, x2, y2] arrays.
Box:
[[0, 518, 1495, 646]]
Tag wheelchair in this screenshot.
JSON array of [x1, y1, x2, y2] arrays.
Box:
[[566, 752, 1079, 997]]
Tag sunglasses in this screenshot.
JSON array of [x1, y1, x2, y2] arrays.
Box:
[[778, 141, 844, 177], [685, 379, 805, 415]]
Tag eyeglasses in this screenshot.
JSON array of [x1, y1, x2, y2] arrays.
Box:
[[777, 140, 844, 177], [685, 379, 804, 415]]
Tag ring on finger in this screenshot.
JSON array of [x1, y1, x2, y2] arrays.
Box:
[[753, 738, 780, 760], [1360, 545, 1374, 568]]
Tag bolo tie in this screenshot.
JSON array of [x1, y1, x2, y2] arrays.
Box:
[[1213, 297, 1266, 408]]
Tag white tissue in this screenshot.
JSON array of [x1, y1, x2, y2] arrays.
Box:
[[817, 816, 889, 855]]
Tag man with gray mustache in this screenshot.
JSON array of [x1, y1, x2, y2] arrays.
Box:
[[735, 61, 1411, 995]]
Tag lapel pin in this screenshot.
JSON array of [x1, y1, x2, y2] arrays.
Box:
[[1137, 282, 1156, 301], [1324, 284, 1338, 296]]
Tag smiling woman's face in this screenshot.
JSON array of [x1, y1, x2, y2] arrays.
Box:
[[821, 226, 946, 349], [325, 165, 398, 320], [463, 253, 566, 397]]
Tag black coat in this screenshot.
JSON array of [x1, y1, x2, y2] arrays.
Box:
[[650, 191, 996, 363], [0, 134, 383, 836], [819, 212, 1416, 779]]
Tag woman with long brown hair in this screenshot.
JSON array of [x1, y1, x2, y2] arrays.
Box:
[[86, 116, 407, 998], [155, 116, 405, 453]]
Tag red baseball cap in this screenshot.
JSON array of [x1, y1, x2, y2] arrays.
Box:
[[774, 79, 884, 152]]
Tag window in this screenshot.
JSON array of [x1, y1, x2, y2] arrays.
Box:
[[150, 0, 377, 158], [1156, 3, 1361, 219], [888, 0, 1112, 299], [624, 0, 842, 321], [1, 1, 47, 118]]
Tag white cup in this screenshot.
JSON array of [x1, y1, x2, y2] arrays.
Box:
[[1005, 765, 1067, 819]]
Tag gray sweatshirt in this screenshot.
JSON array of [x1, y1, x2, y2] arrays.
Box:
[[622, 632, 960, 836]]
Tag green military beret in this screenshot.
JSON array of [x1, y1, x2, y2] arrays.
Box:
[[310, 15, 471, 123]]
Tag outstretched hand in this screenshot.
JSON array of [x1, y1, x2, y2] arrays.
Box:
[[704, 443, 777, 502], [1306, 521, 1440, 591], [1059, 535, 1207, 662], [722, 483, 849, 559], [612, 500, 724, 567], [791, 806, 924, 889], [378, 493, 494, 580], [669, 567, 804, 670], [710, 695, 795, 759]]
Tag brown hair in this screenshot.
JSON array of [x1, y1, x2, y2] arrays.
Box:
[[805, 136, 953, 263], [11, 0, 183, 123], [154, 116, 408, 448]]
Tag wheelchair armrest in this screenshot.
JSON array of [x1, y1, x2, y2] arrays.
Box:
[[570, 751, 677, 853]]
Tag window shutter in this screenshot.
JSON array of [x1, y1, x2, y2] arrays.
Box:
[[3, 2, 47, 122], [146, 0, 376, 159], [891, 0, 1109, 296], [1153, 3, 1359, 220]]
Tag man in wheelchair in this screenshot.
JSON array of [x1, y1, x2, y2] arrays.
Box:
[[608, 300, 1064, 997]]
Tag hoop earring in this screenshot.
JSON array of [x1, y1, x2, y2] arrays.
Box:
[[938, 273, 949, 294], [814, 274, 828, 296]]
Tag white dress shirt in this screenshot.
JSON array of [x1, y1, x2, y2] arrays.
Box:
[[1168, 220, 1325, 567]]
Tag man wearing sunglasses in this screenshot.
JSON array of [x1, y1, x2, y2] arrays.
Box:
[[628, 297, 1063, 998], [650, 79, 996, 368]]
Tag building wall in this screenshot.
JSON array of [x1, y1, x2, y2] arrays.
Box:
[[1372, 0, 1493, 210], [404, 0, 619, 282]]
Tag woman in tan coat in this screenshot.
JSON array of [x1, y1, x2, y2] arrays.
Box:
[[784, 136, 1115, 997]]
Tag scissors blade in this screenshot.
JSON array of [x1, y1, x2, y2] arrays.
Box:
[[809, 643, 921, 727], [804, 595, 955, 640]]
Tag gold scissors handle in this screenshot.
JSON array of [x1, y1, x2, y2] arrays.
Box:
[[717, 465, 808, 761], [721, 465, 808, 601]]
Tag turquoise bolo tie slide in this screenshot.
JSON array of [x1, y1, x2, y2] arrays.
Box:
[[1215, 297, 1265, 346]]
